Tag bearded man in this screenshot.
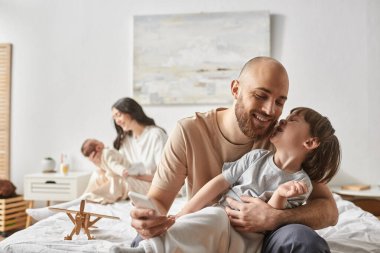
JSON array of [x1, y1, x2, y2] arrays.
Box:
[[129, 57, 337, 253]]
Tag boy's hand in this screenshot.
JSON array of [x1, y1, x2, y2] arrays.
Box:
[[277, 181, 308, 198]]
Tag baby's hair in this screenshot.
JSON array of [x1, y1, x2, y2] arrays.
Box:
[[291, 107, 341, 183], [81, 139, 97, 157]]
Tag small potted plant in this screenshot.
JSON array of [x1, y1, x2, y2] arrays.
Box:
[[41, 157, 56, 173]]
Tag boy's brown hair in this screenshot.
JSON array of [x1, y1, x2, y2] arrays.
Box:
[[291, 107, 341, 183]]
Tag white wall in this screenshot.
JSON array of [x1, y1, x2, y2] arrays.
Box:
[[0, 0, 379, 193]]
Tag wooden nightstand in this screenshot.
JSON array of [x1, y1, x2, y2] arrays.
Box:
[[24, 172, 91, 226], [330, 185, 380, 219]]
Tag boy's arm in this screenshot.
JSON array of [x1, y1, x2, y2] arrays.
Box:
[[267, 180, 308, 209], [177, 174, 230, 217], [226, 182, 338, 232]]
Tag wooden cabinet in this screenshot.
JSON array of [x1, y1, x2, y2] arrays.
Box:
[[0, 196, 28, 233], [331, 185, 380, 219]]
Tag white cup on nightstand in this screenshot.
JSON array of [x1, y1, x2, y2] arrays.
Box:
[[60, 153, 70, 175], [60, 163, 69, 175]]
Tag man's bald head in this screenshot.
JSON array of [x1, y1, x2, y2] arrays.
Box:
[[238, 57, 289, 86]]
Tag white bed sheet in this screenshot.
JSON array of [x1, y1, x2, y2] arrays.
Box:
[[317, 194, 380, 253], [0, 198, 186, 253], [0, 194, 379, 253]]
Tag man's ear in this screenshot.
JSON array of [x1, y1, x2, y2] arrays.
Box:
[[303, 137, 320, 150], [231, 80, 240, 99]]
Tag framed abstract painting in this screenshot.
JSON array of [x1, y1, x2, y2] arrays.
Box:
[[133, 11, 270, 105]]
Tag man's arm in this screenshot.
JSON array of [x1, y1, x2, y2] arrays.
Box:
[[226, 182, 338, 233], [276, 182, 338, 229]]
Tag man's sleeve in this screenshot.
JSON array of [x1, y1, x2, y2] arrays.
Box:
[[151, 122, 187, 194]]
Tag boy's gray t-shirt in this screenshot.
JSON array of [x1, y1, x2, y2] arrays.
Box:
[[221, 149, 313, 209]]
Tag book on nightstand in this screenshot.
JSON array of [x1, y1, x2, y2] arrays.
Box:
[[341, 184, 371, 191]]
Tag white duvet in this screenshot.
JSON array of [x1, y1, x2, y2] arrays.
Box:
[[317, 194, 380, 253], [0, 194, 379, 253]]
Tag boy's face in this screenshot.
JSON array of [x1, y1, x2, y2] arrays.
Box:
[[269, 111, 311, 150]]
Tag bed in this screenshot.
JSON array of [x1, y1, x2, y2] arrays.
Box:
[[0, 194, 379, 253]]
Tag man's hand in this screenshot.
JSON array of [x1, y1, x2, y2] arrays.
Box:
[[225, 196, 281, 233], [130, 206, 175, 239]]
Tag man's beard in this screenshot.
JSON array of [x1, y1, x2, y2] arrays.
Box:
[[235, 98, 277, 141]]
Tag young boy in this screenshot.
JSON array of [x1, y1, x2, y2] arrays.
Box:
[[111, 107, 341, 253]]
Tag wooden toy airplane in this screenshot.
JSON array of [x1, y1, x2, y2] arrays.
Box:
[[49, 200, 120, 240]]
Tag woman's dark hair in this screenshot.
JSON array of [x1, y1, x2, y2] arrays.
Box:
[[291, 107, 341, 183], [112, 97, 156, 150]]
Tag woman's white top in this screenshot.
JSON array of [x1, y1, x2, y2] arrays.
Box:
[[118, 125, 168, 176]]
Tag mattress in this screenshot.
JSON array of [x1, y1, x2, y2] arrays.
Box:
[[0, 194, 379, 253]]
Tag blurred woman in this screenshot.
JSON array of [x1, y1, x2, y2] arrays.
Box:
[[89, 97, 168, 195]]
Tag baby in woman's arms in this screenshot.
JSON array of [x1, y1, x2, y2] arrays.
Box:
[[81, 138, 142, 178]]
